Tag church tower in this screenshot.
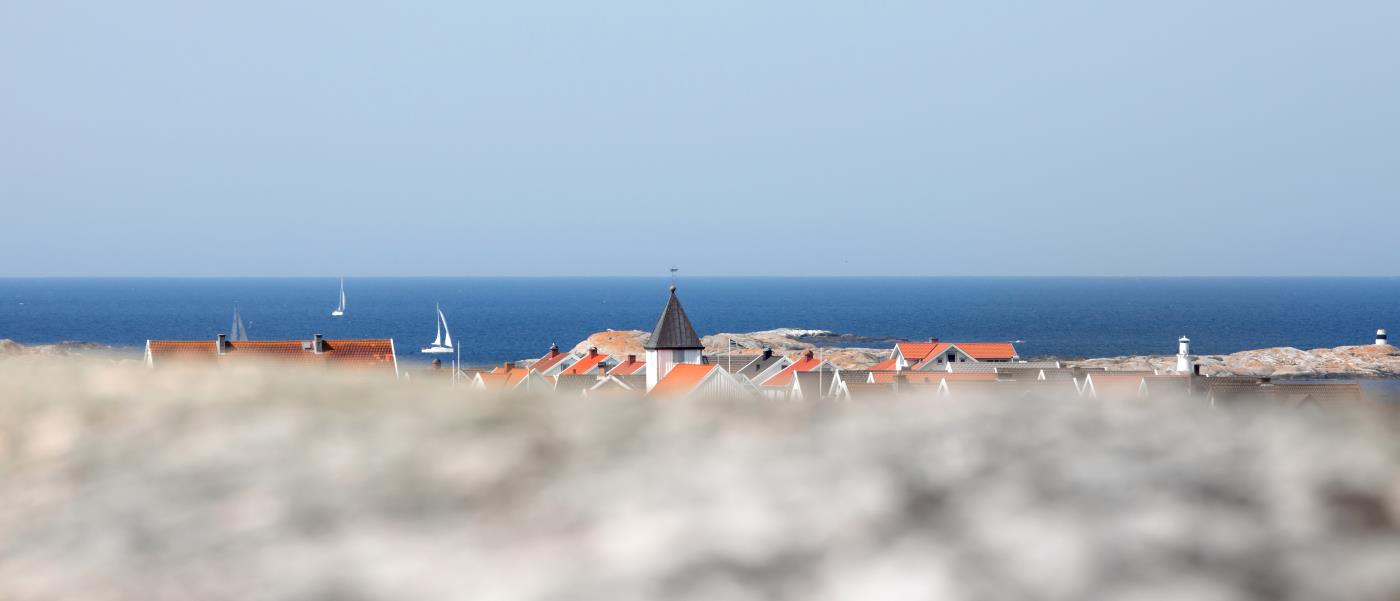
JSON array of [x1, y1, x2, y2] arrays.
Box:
[[644, 282, 705, 391]]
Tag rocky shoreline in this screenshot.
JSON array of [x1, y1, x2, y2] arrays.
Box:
[[0, 339, 122, 358], [558, 329, 1400, 379], [1065, 343, 1400, 379], [562, 329, 889, 371]]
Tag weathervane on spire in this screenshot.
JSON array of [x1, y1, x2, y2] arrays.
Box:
[[670, 267, 678, 291]]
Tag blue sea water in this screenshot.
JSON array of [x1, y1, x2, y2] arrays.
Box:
[[0, 277, 1397, 366]]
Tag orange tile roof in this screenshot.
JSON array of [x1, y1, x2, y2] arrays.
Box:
[[895, 341, 1017, 363], [146, 339, 396, 373], [647, 364, 716, 397], [561, 352, 610, 375], [478, 369, 531, 389], [609, 357, 646, 375], [146, 340, 219, 362], [870, 358, 897, 371], [953, 342, 1018, 360], [761, 355, 824, 387], [906, 343, 954, 369], [531, 347, 572, 372], [895, 342, 944, 361]]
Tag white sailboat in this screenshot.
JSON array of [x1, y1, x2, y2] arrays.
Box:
[[421, 304, 454, 354], [331, 278, 346, 317]]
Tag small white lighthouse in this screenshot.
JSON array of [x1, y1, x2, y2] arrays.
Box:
[[1176, 335, 1193, 374], [1378, 329, 1389, 346]]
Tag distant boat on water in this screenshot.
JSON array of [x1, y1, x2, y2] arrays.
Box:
[[421, 304, 454, 354], [331, 278, 346, 317]]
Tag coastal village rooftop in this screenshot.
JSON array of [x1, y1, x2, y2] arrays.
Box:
[[145, 334, 398, 378], [142, 282, 1385, 408]]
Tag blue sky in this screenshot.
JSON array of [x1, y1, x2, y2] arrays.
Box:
[[2, 2, 1397, 276]]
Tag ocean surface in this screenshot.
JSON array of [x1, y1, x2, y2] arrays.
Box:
[[1, 277, 1398, 366]]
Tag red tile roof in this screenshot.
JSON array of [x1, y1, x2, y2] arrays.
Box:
[[648, 364, 716, 397], [477, 369, 532, 390], [146, 339, 396, 374], [609, 356, 646, 375], [870, 358, 898, 371], [761, 355, 825, 387], [896, 341, 1017, 363], [531, 347, 573, 373], [953, 342, 1018, 360], [561, 352, 610, 375], [895, 342, 945, 361]]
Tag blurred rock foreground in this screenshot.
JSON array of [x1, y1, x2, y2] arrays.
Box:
[[1, 358, 1399, 601]]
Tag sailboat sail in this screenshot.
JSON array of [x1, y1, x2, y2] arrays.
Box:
[[331, 279, 346, 316], [422, 304, 455, 353], [231, 308, 250, 342], [441, 308, 453, 349], [432, 305, 443, 346]]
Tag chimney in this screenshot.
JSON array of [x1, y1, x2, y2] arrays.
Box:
[[804, 350, 814, 361], [589, 346, 598, 357], [929, 337, 939, 343], [627, 354, 637, 364], [549, 342, 560, 357], [432, 359, 442, 370], [216, 333, 228, 355], [762, 348, 773, 360], [502, 361, 513, 371], [313, 333, 325, 354]]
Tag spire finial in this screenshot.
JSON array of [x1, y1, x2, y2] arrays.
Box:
[[669, 267, 678, 292]]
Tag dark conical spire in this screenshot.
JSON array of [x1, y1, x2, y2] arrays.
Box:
[[645, 286, 703, 350]]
